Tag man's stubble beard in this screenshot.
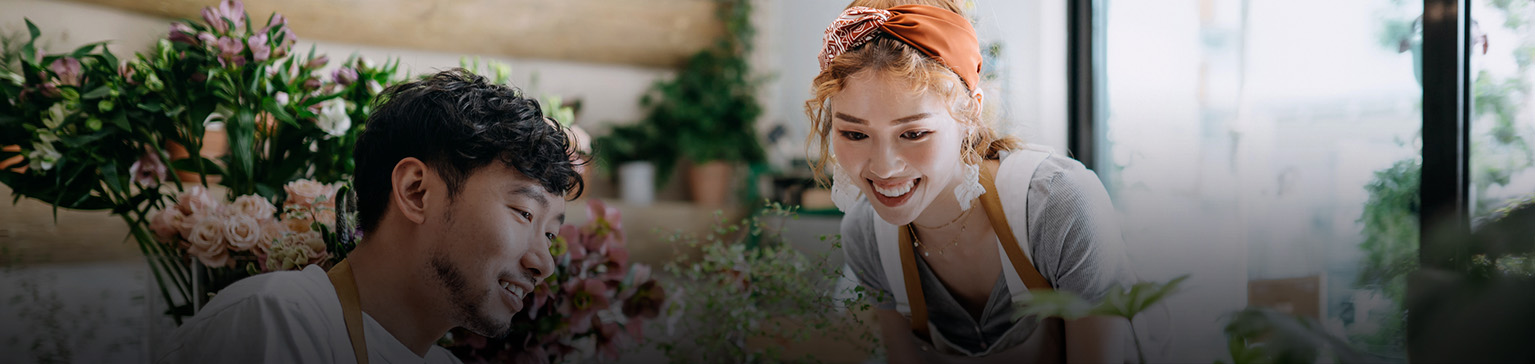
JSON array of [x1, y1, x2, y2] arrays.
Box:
[[428, 207, 513, 338]]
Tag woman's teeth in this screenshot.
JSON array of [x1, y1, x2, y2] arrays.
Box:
[[500, 280, 526, 298], [873, 180, 915, 197]]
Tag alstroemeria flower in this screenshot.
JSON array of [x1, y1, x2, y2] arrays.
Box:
[[203, 0, 246, 34], [334, 68, 358, 86], [216, 36, 245, 68], [559, 278, 611, 332], [305, 55, 329, 70], [48, 57, 81, 87], [168, 22, 197, 45], [247, 33, 270, 62], [129, 151, 168, 188]]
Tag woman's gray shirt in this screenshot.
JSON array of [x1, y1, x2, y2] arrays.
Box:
[[840, 154, 1135, 354]]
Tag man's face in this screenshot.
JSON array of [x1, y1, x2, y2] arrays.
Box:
[[424, 162, 562, 337]]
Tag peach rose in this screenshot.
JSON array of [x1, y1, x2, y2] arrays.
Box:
[[284, 215, 314, 234], [231, 195, 277, 221], [224, 214, 262, 251], [313, 208, 337, 229], [186, 217, 230, 267], [284, 180, 330, 208], [258, 219, 289, 252], [149, 208, 186, 240], [176, 185, 221, 216]]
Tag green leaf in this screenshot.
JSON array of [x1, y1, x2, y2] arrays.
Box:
[[69, 41, 110, 59], [1012, 290, 1093, 321], [26, 19, 40, 40], [169, 157, 224, 176], [262, 97, 296, 125], [82, 86, 113, 100]]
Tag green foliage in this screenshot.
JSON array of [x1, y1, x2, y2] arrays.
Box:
[[1216, 308, 1379, 364], [604, 0, 766, 186], [654, 202, 881, 363], [1012, 275, 1188, 363]]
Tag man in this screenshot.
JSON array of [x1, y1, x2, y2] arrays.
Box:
[[158, 68, 583, 363]]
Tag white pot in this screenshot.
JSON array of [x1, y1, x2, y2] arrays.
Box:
[[618, 161, 656, 206]]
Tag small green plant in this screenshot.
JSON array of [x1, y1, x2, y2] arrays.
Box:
[[1012, 275, 1188, 364], [653, 202, 882, 363]]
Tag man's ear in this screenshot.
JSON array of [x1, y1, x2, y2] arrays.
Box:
[[391, 157, 431, 225]]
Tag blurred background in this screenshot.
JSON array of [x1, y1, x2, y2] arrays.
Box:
[[1, 0, 1532, 363]]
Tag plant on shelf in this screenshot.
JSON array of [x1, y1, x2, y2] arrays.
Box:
[[0, 0, 399, 323], [622, 0, 765, 205]]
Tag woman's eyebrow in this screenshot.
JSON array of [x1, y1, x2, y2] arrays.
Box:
[[834, 112, 931, 125]]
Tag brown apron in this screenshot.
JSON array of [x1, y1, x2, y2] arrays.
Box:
[[892, 151, 1066, 363], [328, 260, 370, 364]]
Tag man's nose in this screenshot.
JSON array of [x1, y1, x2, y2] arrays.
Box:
[[522, 236, 555, 281]]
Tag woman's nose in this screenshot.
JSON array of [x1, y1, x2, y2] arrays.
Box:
[[867, 145, 905, 178]]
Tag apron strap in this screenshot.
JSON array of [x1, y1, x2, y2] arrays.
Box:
[[980, 160, 1052, 292], [900, 159, 1052, 342], [327, 260, 369, 364]]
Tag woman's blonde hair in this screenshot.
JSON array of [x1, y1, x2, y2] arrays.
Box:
[[804, 0, 1021, 185]]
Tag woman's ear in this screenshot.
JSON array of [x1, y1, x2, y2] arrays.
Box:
[[390, 157, 431, 225]]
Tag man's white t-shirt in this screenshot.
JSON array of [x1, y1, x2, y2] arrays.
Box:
[[156, 265, 461, 364]]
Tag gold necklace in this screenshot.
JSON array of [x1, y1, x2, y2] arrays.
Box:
[[911, 206, 975, 230], [909, 217, 969, 257]]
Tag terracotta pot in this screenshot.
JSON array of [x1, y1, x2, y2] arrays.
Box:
[[167, 125, 229, 183], [688, 161, 733, 208]]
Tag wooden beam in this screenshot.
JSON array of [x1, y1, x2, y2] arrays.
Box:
[[63, 0, 725, 68]]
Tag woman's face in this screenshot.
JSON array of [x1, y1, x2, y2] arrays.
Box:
[[828, 71, 966, 226]]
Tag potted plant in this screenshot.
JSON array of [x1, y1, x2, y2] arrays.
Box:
[[630, 0, 765, 207], [594, 122, 669, 206]]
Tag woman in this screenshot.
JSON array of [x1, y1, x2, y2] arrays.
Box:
[[805, 1, 1135, 362]]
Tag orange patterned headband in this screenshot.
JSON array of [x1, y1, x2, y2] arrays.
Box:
[[818, 4, 983, 97]]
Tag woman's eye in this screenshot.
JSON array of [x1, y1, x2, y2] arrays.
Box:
[[901, 130, 931, 140], [840, 131, 868, 141], [545, 232, 557, 241]]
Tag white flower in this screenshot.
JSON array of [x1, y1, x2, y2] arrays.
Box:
[[315, 99, 350, 137], [27, 139, 61, 171], [44, 104, 67, 129]]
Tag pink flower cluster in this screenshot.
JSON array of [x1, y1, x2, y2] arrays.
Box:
[[451, 199, 666, 364], [168, 0, 297, 69], [148, 180, 342, 271]]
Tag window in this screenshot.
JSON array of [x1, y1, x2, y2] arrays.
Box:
[[1091, 0, 1419, 360]]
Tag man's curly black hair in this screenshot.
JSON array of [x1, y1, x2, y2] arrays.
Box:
[[353, 68, 584, 233]]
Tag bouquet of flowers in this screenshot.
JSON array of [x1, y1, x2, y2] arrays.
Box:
[[445, 199, 666, 364], [147, 180, 354, 275], [0, 0, 398, 322]]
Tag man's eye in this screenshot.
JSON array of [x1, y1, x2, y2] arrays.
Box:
[[512, 208, 532, 221], [901, 131, 931, 140], [840, 131, 868, 141], [546, 232, 557, 241]]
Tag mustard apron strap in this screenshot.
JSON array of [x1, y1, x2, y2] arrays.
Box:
[[327, 260, 369, 364], [979, 160, 1052, 292]]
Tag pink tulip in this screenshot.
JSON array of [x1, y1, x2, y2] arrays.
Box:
[[197, 32, 217, 47], [334, 67, 358, 86]]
